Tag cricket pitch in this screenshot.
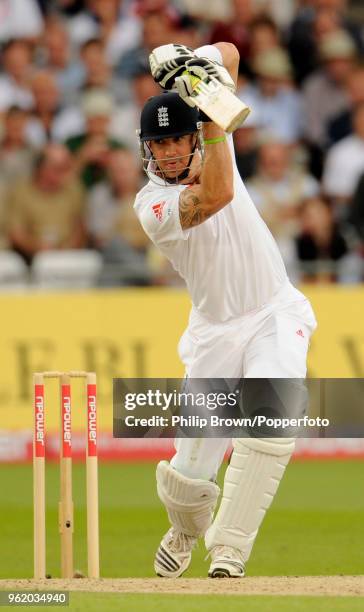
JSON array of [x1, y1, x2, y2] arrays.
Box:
[[1, 576, 363, 597]]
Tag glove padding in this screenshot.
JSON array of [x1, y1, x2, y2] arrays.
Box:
[[174, 72, 198, 108], [174, 57, 236, 108], [149, 43, 196, 90], [185, 57, 236, 92]]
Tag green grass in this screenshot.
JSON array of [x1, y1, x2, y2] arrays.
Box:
[[1, 594, 363, 612], [0, 460, 363, 579], [0, 460, 363, 610], [66, 594, 364, 612]]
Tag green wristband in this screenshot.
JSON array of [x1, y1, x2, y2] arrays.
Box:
[[204, 137, 226, 145]]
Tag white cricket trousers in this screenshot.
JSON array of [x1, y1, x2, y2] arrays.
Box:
[[170, 281, 317, 480]]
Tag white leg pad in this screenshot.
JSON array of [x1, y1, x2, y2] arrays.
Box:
[[156, 460, 220, 537], [205, 437, 295, 563]]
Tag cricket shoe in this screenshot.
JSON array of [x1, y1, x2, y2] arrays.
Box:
[[208, 545, 245, 578], [154, 527, 197, 578]]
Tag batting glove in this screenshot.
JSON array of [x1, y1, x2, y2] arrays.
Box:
[[185, 57, 236, 92], [174, 57, 236, 107], [174, 71, 198, 108], [149, 44, 196, 90], [172, 70, 212, 121]]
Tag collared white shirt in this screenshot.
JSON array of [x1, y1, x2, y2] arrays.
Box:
[[134, 136, 288, 322]]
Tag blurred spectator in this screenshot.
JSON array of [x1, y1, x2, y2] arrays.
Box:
[[180, 0, 232, 23], [249, 15, 281, 63], [132, 0, 178, 19], [295, 196, 361, 283], [49, 0, 85, 17], [328, 66, 364, 144], [321, 0, 364, 55], [0, 182, 10, 249], [79, 38, 126, 103], [65, 89, 125, 189], [67, 0, 142, 66], [171, 14, 202, 50], [8, 143, 86, 263], [322, 103, 364, 208], [0, 40, 34, 114], [131, 1, 199, 57], [117, 10, 178, 78], [288, 0, 364, 84], [348, 172, 364, 248], [0, 106, 36, 184], [87, 148, 147, 250], [87, 148, 152, 285], [288, 2, 317, 84], [209, 0, 256, 61], [0, 0, 362, 288], [233, 109, 261, 180], [26, 70, 83, 146], [0, 0, 43, 42], [115, 64, 160, 152], [241, 47, 304, 144], [255, 0, 297, 30], [39, 17, 84, 104], [313, 4, 341, 43], [48, 1, 85, 17], [247, 140, 319, 244], [302, 30, 357, 149]]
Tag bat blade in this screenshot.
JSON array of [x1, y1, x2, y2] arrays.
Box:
[[185, 74, 251, 132]]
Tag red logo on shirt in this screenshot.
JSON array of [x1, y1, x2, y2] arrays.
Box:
[[296, 329, 305, 338], [152, 201, 166, 222]]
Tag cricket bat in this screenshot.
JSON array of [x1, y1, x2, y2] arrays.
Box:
[[182, 70, 251, 133]]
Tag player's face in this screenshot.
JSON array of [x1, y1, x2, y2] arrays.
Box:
[[149, 134, 195, 179]]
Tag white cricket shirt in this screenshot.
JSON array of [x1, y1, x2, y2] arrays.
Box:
[[134, 136, 288, 322]]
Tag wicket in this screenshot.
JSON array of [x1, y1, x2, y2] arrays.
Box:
[[33, 371, 99, 580]]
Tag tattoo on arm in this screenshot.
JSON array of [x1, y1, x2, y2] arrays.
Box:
[[179, 189, 214, 229]]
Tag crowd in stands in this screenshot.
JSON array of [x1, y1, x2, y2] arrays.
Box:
[[0, 0, 364, 287]]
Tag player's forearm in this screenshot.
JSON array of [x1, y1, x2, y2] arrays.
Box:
[[192, 41, 239, 205], [178, 126, 234, 229], [195, 42, 239, 88], [200, 123, 234, 208], [213, 43, 239, 87]]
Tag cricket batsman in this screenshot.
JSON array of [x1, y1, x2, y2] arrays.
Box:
[[134, 42, 317, 578]]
